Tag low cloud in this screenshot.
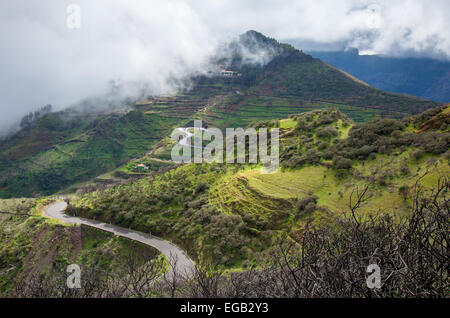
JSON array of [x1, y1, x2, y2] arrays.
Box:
[[0, 0, 219, 135], [0, 0, 449, 135]]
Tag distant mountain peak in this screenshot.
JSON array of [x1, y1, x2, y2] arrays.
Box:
[[212, 30, 301, 70], [239, 30, 297, 54]]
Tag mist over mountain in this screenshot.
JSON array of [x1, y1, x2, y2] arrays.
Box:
[[1, 2, 449, 301], [0, 30, 282, 138], [1, 0, 450, 137], [306, 49, 450, 102], [0, 30, 442, 198]]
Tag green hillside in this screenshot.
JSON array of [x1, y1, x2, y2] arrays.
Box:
[[193, 31, 440, 128], [0, 110, 180, 198], [66, 105, 450, 269], [0, 30, 441, 198], [0, 198, 164, 296]]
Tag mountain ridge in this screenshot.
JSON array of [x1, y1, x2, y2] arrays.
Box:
[[306, 49, 450, 102], [0, 30, 443, 198]]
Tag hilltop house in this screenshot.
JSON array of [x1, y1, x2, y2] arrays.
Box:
[[220, 70, 242, 77], [220, 70, 235, 77], [135, 163, 149, 171]]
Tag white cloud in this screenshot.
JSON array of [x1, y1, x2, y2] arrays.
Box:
[[0, 0, 449, 135]]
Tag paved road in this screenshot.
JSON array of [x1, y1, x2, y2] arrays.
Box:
[[176, 127, 207, 149], [44, 202, 195, 278]]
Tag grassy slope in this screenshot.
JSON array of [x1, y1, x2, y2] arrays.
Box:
[[198, 32, 439, 128], [252, 50, 437, 114], [211, 154, 448, 224], [211, 105, 449, 220], [68, 106, 450, 269], [0, 111, 181, 198], [0, 31, 441, 198], [0, 198, 163, 296]]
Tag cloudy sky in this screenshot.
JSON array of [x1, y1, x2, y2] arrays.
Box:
[[0, 0, 449, 134]]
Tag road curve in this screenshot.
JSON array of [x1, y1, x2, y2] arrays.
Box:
[[176, 127, 207, 149], [44, 202, 195, 278]]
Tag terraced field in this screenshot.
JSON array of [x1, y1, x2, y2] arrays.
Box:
[[200, 95, 383, 129], [209, 152, 449, 224]]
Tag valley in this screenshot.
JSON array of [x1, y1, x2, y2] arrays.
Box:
[[0, 30, 448, 298], [0, 31, 441, 199], [65, 106, 450, 270]]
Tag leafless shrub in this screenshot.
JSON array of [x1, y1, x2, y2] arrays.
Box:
[[11, 178, 449, 298]]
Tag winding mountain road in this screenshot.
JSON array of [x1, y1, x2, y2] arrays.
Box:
[[44, 202, 195, 277], [176, 127, 208, 149]]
